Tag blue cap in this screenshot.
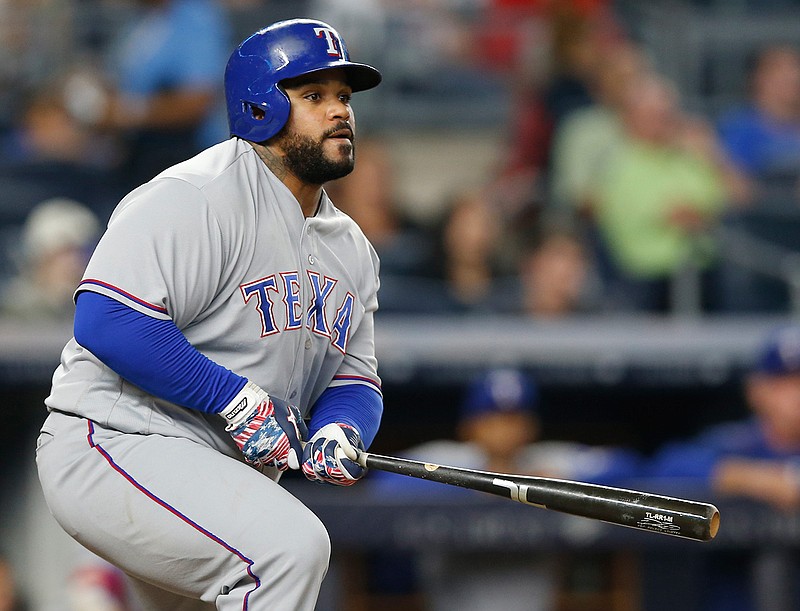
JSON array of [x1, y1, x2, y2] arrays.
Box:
[[460, 369, 538, 420], [753, 326, 800, 376]]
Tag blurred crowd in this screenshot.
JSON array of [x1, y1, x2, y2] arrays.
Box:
[[1, 0, 800, 322], [2, 1, 800, 610], [364, 322, 800, 611]]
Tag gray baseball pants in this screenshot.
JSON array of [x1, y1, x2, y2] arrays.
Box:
[[36, 411, 330, 610]]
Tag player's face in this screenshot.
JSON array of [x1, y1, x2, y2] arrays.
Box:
[[275, 69, 356, 185]]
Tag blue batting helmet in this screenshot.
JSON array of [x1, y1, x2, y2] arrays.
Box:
[[224, 19, 382, 143]]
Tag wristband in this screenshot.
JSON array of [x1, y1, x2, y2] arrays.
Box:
[[218, 381, 269, 431]]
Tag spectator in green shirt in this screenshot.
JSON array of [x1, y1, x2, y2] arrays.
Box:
[[593, 73, 735, 312]]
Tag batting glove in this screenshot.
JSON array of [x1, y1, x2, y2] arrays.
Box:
[[301, 423, 366, 486], [220, 382, 307, 471]]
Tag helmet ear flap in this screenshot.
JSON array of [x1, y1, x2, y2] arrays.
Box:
[[245, 101, 267, 122], [231, 90, 290, 143]]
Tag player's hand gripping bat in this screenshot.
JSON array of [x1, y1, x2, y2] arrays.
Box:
[[357, 451, 720, 542]]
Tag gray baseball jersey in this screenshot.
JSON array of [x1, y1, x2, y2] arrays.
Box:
[[36, 136, 381, 610], [46, 136, 381, 451]]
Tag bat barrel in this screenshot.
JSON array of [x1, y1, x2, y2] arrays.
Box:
[[516, 476, 720, 541], [361, 452, 720, 542]]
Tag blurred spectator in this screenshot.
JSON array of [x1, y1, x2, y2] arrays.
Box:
[[645, 324, 800, 611], [62, 0, 233, 189], [490, 1, 622, 220], [481, 0, 619, 125], [648, 324, 800, 509], [516, 219, 602, 317], [0, 198, 100, 322], [419, 367, 640, 485], [485, 5, 552, 206], [323, 137, 396, 247], [323, 136, 437, 314], [0, 1, 77, 132], [324, 137, 429, 275], [0, 83, 122, 226], [422, 189, 519, 313], [591, 73, 735, 312], [542, 7, 604, 127], [66, 562, 131, 611], [0, 555, 27, 611], [548, 41, 649, 214], [369, 368, 640, 611], [471, 0, 550, 78], [717, 45, 800, 197]]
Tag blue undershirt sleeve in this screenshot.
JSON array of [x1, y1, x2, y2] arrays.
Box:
[[73, 291, 246, 414], [308, 384, 383, 449]]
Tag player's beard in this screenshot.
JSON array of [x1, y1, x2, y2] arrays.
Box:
[[277, 126, 355, 185]]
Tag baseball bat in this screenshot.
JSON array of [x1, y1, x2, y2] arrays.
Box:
[[357, 451, 720, 542]]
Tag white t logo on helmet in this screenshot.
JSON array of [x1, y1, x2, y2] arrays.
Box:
[[313, 27, 343, 58]]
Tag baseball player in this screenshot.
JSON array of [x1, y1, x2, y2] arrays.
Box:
[[35, 19, 383, 611]]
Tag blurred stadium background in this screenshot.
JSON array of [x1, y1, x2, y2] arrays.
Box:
[[2, 0, 800, 610]]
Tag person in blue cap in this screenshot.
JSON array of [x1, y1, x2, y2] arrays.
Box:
[[432, 367, 542, 475], [648, 324, 800, 507], [390, 367, 638, 485], [645, 325, 800, 611], [370, 367, 640, 611]]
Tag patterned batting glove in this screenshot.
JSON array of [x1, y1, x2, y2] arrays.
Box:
[[301, 423, 366, 486], [220, 382, 307, 471]]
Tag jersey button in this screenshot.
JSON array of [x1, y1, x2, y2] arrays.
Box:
[[307, 254, 315, 265], [304, 338, 312, 350]]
